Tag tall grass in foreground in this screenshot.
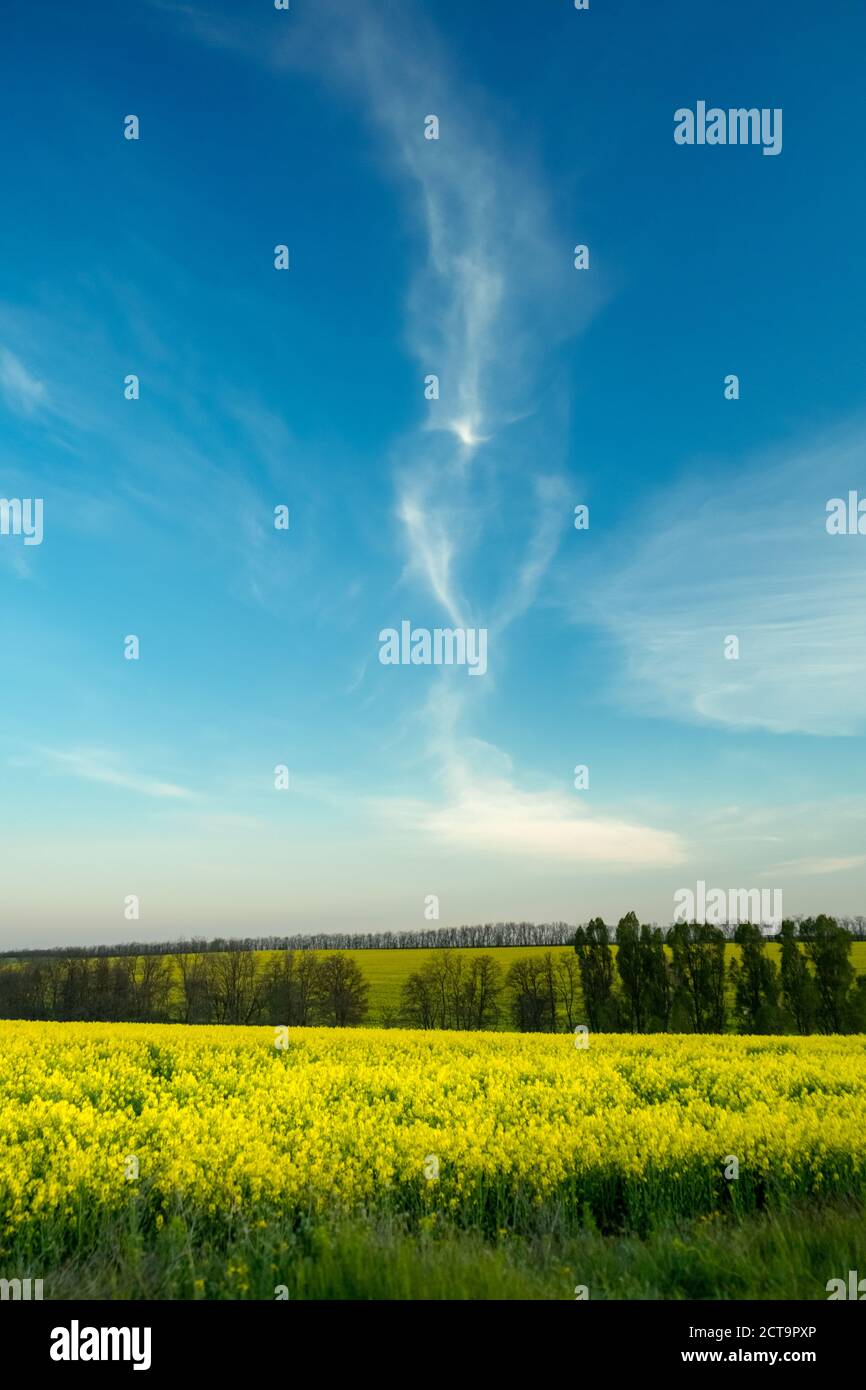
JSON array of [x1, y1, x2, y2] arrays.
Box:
[[6, 1200, 863, 1300]]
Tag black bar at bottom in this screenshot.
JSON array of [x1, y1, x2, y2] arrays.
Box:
[[5, 1298, 861, 1376]]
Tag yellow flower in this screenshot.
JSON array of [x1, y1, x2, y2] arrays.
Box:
[[0, 1021, 863, 1237]]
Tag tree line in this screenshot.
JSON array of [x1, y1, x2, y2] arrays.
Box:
[[4, 914, 865, 962], [0, 950, 370, 1028], [0, 921, 577, 959], [0, 914, 863, 1033], [396, 914, 866, 1035]]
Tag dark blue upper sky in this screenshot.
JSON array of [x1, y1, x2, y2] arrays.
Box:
[[2, 0, 865, 945]]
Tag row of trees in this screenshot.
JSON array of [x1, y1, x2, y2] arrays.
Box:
[[570, 915, 866, 1035], [0, 915, 862, 1033], [0, 950, 370, 1028], [5, 915, 866, 962], [398, 915, 866, 1035], [0, 921, 578, 959]]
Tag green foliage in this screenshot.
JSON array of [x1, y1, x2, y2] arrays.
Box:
[[573, 918, 620, 1030], [669, 922, 727, 1032], [780, 922, 818, 1033], [730, 924, 783, 1033], [615, 914, 673, 1032], [803, 915, 857, 1033], [8, 1200, 863, 1301]]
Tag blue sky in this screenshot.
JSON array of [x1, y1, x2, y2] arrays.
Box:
[[2, 0, 865, 947]]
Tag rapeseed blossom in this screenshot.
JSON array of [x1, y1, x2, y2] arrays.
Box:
[[0, 1023, 864, 1245]]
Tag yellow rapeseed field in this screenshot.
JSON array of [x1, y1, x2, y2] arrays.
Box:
[[2, 1022, 865, 1251]]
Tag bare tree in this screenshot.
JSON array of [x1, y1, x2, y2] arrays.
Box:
[[554, 953, 581, 1030], [175, 952, 211, 1024], [461, 955, 504, 1030], [505, 957, 557, 1032], [206, 950, 262, 1024]]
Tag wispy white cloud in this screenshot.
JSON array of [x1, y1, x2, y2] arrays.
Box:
[[427, 781, 684, 865], [0, 346, 46, 415], [159, 0, 596, 638], [36, 747, 195, 800], [243, 0, 602, 641], [492, 474, 572, 633], [397, 482, 466, 628], [369, 684, 685, 867], [372, 770, 684, 867], [147, 1, 622, 867], [344, 17, 588, 628], [582, 423, 866, 737], [0, 286, 329, 619], [765, 854, 866, 877]]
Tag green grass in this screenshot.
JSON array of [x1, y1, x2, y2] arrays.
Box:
[[12, 1199, 864, 1300]]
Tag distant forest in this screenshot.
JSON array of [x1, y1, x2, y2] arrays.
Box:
[[3, 913, 866, 960]]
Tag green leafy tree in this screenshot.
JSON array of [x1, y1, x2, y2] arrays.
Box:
[[669, 922, 727, 1032], [644, 926, 673, 1031], [615, 911, 651, 1031], [573, 918, 619, 1030], [730, 923, 782, 1033], [400, 969, 437, 1029], [804, 915, 856, 1033], [315, 953, 370, 1027], [780, 922, 817, 1033]]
